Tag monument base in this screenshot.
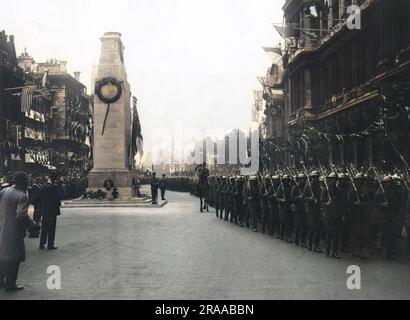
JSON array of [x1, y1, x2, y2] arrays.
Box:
[[88, 170, 133, 199]]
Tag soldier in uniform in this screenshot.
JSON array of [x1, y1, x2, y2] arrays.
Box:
[[376, 175, 406, 259], [223, 177, 232, 222], [291, 173, 307, 246], [277, 175, 293, 242], [348, 172, 371, 258], [233, 176, 245, 226], [216, 176, 226, 220], [258, 176, 270, 234], [338, 173, 352, 253], [321, 172, 343, 259], [228, 176, 237, 223], [267, 175, 280, 236], [304, 171, 323, 253], [246, 176, 260, 232], [150, 172, 159, 205], [242, 177, 250, 228]]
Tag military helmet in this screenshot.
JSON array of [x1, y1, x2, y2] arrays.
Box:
[[328, 172, 337, 179], [382, 175, 393, 183], [338, 173, 348, 180], [310, 171, 320, 177], [354, 173, 365, 180]]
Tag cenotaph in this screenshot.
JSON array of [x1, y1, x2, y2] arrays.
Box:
[[88, 32, 133, 198]]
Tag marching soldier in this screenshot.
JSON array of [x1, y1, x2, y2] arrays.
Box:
[[215, 176, 223, 219], [246, 176, 260, 232], [304, 171, 323, 253], [338, 173, 352, 253], [291, 173, 307, 246], [230, 176, 241, 225], [259, 176, 270, 234], [348, 172, 371, 258], [277, 175, 293, 242], [321, 172, 343, 259], [223, 177, 232, 221], [267, 175, 280, 236], [375, 175, 406, 259], [242, 177, 250, 228]]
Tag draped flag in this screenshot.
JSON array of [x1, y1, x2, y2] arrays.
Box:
[[131, 96, 144, 158], [20, 86, 36, 112]]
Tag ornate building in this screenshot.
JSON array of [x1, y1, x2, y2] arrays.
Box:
[[282, 0, 410, 168], [257, 46, 286, 169]]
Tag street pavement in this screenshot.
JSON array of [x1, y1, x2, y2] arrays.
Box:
[[1, 187, 410, 300]]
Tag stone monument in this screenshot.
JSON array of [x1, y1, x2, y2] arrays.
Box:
[[88, 32, 133, 198]]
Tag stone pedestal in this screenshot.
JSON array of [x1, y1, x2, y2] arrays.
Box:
[[88, 32, 133, 198]]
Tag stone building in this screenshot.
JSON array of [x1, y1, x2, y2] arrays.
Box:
[[282, 0, 410, 168], [17, 55, 92, 173], [1, 33, 53, 174], [0, 32, 92, 177]]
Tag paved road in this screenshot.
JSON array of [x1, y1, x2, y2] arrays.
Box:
[[2, 188, 410, 300]]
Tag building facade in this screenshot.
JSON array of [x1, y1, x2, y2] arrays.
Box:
[[0, 31, 92, 177], [281, 0, 410, 168]]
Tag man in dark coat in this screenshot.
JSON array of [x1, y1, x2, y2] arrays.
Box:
[[38, 175, 61, 250], [0, 172, 36, 291], [150, 172, 160, 205], [159, 174, 167, 201]]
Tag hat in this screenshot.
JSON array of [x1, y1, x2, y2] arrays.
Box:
[[13, 172, 28, 186], [282, 175, 290, 180], [249, 176, 258, 181], [297, 173, 306, 179]]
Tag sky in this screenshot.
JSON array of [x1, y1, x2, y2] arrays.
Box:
[[1, 0, 284, 159]]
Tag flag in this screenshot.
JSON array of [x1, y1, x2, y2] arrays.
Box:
[[131, 97, 144, 158], [42, 69, 49, 88], [20, 86, 36, 112]]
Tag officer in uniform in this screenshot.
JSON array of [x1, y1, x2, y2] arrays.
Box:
[[291, 173, 307, 246], [246, 176, 259, 232], [277, 175, 293, 242], [304, 171, 323, 252]]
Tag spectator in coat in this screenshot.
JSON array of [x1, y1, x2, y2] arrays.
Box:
[[38, 174, 61, 250], [0, 172, 37, 292]]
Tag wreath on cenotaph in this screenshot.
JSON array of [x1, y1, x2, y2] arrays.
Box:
[[95, 77, 123, 104]]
